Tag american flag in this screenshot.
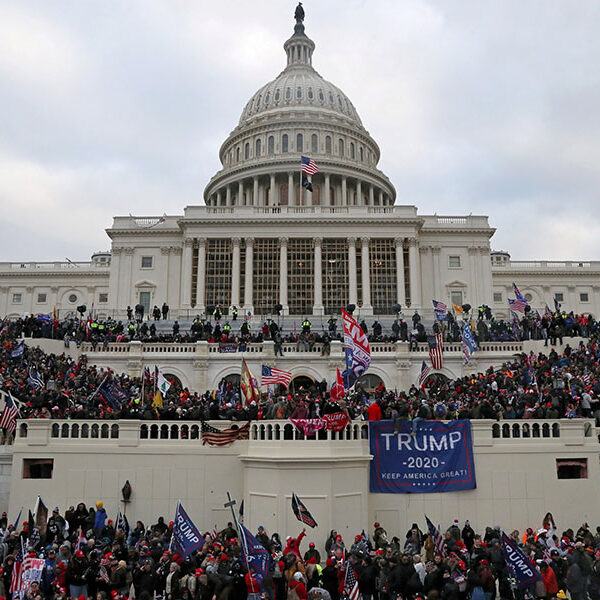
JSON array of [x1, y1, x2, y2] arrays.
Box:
[[418, 361, 431, 388], [512, 282, 527, 303], [508, 298, 527, 314], [212, 524, 218, 540], [582, 370, 591, 384], [10, 544, 24, 597], [300, 156, 319, 175], [201, 421, 250, 446], [432, 300, 447, 320], [425, 516, 446, 556], [261, 365, 292, 387], [428, 334, 444, 370], [99, 555, 112, 583], [544, 304, 554, 319], [343, 562, 361, 600], [0, 393, 18, 434]]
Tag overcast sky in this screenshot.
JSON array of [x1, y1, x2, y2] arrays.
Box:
[[1, 0, 599, 262]]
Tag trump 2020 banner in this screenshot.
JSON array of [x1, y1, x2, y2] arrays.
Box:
[[172, 502, 204, 558], [369, 420, 476, 493]]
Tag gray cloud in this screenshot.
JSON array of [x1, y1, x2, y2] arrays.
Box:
[[0, 0, 598, 261]]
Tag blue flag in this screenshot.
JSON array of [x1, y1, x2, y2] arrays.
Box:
[[239, 523, 271, 584], [98, 379, 128, 409], [502, 532, 541, 589], [28, 366, 44, 390], [10, 340, 24, 359], [172, 503, 204, 558], [462, 322, 477, 353]]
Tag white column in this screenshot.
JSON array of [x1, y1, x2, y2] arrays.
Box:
[[408, 237, 422, 309], [341, 177, 347, 206], [244, 238, 254, 313], [238, 181, 244, 206], [288, 172, 294, 206], [395, 237, 406, 308], [216, 190, 222, 207], [279, 237, 288, 314], [195, 238, 206, 312], [226, 185, 232, 207], [432, 246, 441, 301], [379, 190, 384, 206], [313, 237, 323, 315], [480, 247, 493, 304], [468, 246, 479, 307], [231, 238, 241, 307], [360, 237, 372, 313], [348, 238, 357, 305], [253, 177, 259, 207], [181, 238, 194, 308], [369, 185, 375, 207], [356, 181, 362, 206], [324, 174, 330, 206], [270, 174, 276, 206]]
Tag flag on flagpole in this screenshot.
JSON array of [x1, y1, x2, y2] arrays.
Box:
[[508, 298, 527, 314], [300, 156, 319, 175], [27, 366, 43, 390], [34, 496, 48, 539], [428, 334, 443, 370], [462, 322, 478, 365], [172, 502, 204, 558], [157, 370, 171, 396], [417, 361, 431, 388], [343, 562, 361, 600], [425, 516, 446, 556], [261, 365, 292, 387], [291, 493, 318, 528], [432, 300, 448, 321], [239, 523, 272, 589], [341, 309, 371, 388], [0, 394, 18, 435], [152, 390, 163, 408], [241, 359, 260, 405], [330, 367, 345, 402], [453, 303, 463, 314], [10, 340, 25, 359], [512, 282, 527, 303]]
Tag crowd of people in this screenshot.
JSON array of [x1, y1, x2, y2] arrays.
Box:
[[0, 311, 599, 425], [0, 502, 598, 600], [8, 308, 598, 349]]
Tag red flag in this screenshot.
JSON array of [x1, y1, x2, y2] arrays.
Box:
[[331, 368, 344, 402]]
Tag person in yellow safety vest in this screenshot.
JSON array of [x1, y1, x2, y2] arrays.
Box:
[[231, 306, 238, 321], [302, 318, 311, 333]]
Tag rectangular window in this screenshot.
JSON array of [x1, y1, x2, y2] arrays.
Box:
[[37, 293, 47, 303], [448, 255, 461, 268], [12, 293, 22, 304], [287, 238, 314, 315], [253, 239, 280, 315], [556, 458, 587, 479], [322, 239, 349, 314], [554, 292, 564, 303], [403, 246, 411, 307], [493, 292, 502, 303], [205, 239, 233, 310], [141, 256, 153, 268], [23, 458, 53, 479], [369, 239, 397, 315], [451, 291, 463, 306], [580, 293, 589, 302], [98, 293, 109, 303]]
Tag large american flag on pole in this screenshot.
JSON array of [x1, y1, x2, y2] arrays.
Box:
[[261, 365, 292, 387], [417, 361, 432, 388], [428, 334, 444, 370], [0, 393, 19, 434], [425, 516, 446, 556], [300, 156, 319, 175], [508, 298, 527, 314]]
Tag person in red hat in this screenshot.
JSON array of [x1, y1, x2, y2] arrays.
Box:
[[67, 549, 89, 599], [304, 542, 321, 565]]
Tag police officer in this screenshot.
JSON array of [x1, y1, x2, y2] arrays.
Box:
[[231, 306, 238, 321], [127, 322, 135, 338], [161, 302, 169, 320], [213, 305, 222, 321], [223, 322, 232, 337], [302, 318, 312, 333], [240, 321, 250, 336]]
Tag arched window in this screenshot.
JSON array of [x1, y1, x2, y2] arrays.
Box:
[[325, 136, 332, 154], [350, 142, 355, 159], [244, 143, 250, 160], [296, 133, 303, 152], [255, 138, 261, 157], [236, 147, 240, 162], [275, 89, 280, 102], [359, 147, 364, 162], [282, 134, 288, 153], [297, 87, 302, 99], [268, 136, 274, 154], [308, 88, 314, 100], [339, 139, 345, 157], [286, 87, 291, 100], [311, 134, 318, 154]]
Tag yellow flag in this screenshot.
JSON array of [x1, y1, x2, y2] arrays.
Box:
[[152, 390, 163, 408], [453, 303, 463, 314]]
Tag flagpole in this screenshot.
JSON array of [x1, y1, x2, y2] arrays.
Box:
[[86, 373, 109, 405]]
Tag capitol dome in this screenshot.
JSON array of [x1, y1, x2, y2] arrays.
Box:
[[204, 8, 395, 208]]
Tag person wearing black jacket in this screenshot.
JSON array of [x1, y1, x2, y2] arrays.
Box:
[[388, 554, 416, 599], [133, 561, 156, 599], [357, 556, 378, 600]]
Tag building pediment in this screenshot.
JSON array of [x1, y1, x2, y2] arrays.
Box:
[[134, 280, 156, 289]]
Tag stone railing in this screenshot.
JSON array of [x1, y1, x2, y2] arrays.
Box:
[[78, 340, 526, 358], [15, 419, 597, 447], [493, 260, 599, 270], [0, 261, 108, 271]]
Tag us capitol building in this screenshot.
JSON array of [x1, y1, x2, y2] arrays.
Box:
[[1, 9, 599, 322]]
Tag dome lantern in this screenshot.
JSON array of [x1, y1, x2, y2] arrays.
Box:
[[284, 3, 315, 67]]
